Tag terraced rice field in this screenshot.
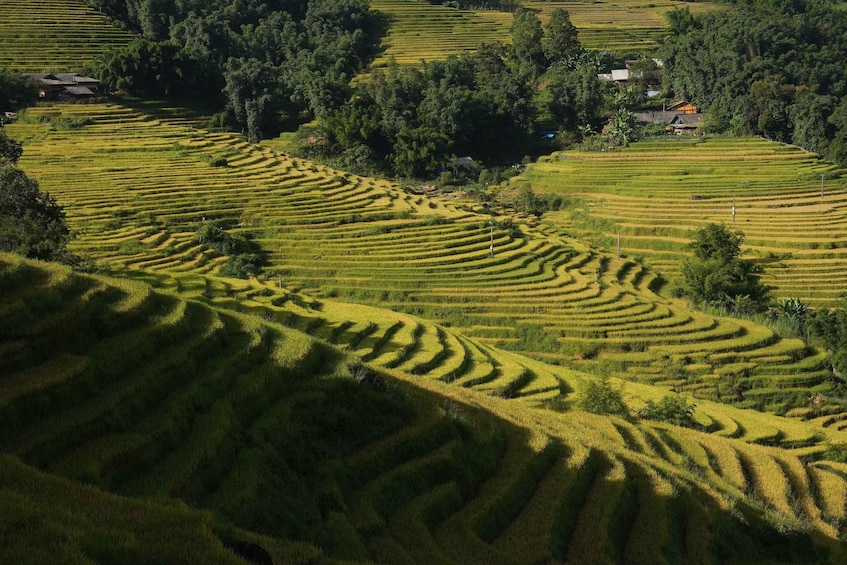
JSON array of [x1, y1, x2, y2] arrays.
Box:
[[370, 0, 724, 66], [0, 0, 132, 71], [7, 103, 845, 419], [371, 0, 511, 66], [511, 137, 847, 306], [3, 254, 847, 562], [525, 0, 723, 54]]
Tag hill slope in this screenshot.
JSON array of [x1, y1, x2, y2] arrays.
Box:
[[511, 137, 847, 306], [3, 253, 847, 563], [0, 0, 131, 71], [7, 103, 840, 417]]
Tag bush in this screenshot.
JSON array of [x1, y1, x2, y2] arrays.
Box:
[[218, 253, 263, 279], [637, 394, 698, 428], [578, 377, 629, 417]]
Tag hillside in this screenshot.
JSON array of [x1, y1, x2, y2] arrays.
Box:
[[510, 137, 847, 306], [370, 0, 723, 66], [8, 103, 844, 419], [0, 0, 131, 71], [4, 253, 847, 563]]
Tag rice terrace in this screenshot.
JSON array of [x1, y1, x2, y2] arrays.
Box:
[[3, 0, 847, 564]]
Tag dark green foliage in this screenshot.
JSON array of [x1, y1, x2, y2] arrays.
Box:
[[317, 51, 536, 177], [637, 394, 699, 428], [809, 306, 847, 379], [218, 253, 264, 279], [0, 132, 23, 166], [547, 63, 605, 132], [543, 9, 580, 63], [578, 377, 629, 417], [510, 185, 563, 217], [0, 67, 38, 111], [510, 7, 544, 72], [196, 221, 266, 278], [0, 167, 70, 261], [89, 0, 386, 141], [661, 1, 847, 164], [681, 223, 769, 310]]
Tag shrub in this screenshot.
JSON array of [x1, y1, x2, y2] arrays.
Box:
[[218, 253, 264, 279], [578, 377, 629, 417], [637, 394, 698, 428]]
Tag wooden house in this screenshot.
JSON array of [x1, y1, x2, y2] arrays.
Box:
[[669, 114, 702, 134], [19, 73, 101, 100], [667, 100, 698, 115]]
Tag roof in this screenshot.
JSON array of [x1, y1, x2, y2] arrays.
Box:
[[56, 73, 100, 85], [20, 73, 99, 87], [610, 69, 629, 82], [670, 114, 702, 126], [634, 111, 683, 124], [667, 100, 696, 111], [63, 86, 95, 96]]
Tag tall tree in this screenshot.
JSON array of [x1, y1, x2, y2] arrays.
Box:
[[543, 9, 580, 63], [546, 64, 604, 133], [510, 8, 544, 72]]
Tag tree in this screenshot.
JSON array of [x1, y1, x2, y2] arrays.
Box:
[[628, 58, 661, 92], [0, 166, 70, 260], [0, 67, 37, 111], [681, 223, 768, 309], [689, 222, 743, 264], [510, 8, 544, 72], [809, 306, 847, 379], [392, 126, 449, 178], [637, 394, 698, 428], [578, 377, 629, 417], [0, 131, 23, 166], [543, 9, 580, 63], [546, 63, 604, 133], [666, 7, 697, 35]]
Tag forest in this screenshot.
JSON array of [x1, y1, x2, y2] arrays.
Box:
[[81, 0, 847, 172], [85, 0, 387, 142], [661, 0, 847, 165]]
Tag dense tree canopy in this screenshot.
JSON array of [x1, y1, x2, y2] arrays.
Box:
[[315, 49, 536, 177], [661, 0, 847, 165], [88, 0, 387, 141]]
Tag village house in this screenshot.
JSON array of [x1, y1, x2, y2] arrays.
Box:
[[19, 73, 101, 101], [669, 113, 703, 134], [633, 100, 701, 134]]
